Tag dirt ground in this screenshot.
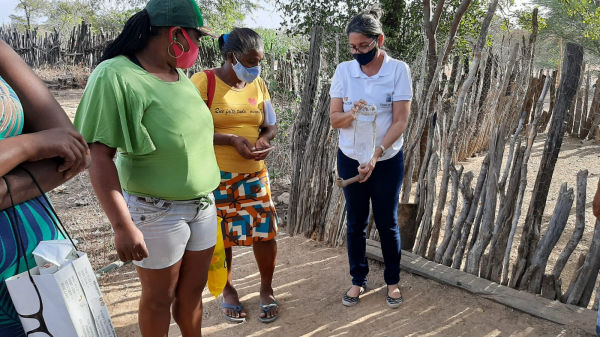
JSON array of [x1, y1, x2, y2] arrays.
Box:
[[51, 90, 599, 336], [97, 233, 591, 337]]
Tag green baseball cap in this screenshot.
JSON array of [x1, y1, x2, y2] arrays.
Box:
[[145, 0, 218, 38]]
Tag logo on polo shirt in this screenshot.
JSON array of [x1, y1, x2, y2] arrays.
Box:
[[386, 95, 392, 103], [343, 97, 352, 105]]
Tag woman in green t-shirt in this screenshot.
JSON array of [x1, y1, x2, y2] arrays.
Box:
[[74, 0, 220, 335]]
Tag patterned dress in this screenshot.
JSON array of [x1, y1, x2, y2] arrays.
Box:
[[190, 72, 278, 249], [0, 76, 62, 336], [215, 170, 277, 248]]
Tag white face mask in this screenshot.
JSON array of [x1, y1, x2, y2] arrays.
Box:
[[232, 54, 261, 83]]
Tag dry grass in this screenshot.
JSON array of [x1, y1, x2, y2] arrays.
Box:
[[35, 65, 91, 89], [49, 171, 116, 271]]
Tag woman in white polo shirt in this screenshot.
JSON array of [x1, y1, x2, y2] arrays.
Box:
[[329, 8, 412, 309]]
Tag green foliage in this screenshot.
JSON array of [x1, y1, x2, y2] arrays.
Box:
[[560, 0, 600, 40], [9, 0, 51, 29], [379, 0, 422, 62], [274, 0, 376, 34], [91, 7, 141, 32], [201, 0, 260, 32], [274, 0, 488, 64], [441, 0, 488, 55], [254, 28, 309, 57], [532, 0, 600, 56], [9, 0, 259, 35], [104, 0, 259, 32], [46, 1, 98, 36], [515, 9, 548, 33]]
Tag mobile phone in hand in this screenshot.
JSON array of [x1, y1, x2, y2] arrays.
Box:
[[252, 146, 275, 154]]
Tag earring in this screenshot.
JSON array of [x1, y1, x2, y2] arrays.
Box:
[[168, 41, 185, 59]]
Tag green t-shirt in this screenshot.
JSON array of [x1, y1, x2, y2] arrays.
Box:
[[74, 56, 220, 200]]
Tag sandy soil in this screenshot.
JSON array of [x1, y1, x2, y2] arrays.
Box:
[[99, 233, 591, 337], [50, 90, 599, 336]]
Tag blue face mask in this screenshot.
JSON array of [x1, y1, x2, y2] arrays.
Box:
[[233, 54, 261, 83]]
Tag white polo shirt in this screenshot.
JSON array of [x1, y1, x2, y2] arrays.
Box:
[[330, 52, 412, 161]]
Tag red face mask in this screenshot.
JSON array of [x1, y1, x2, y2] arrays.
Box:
[[169, 27, 199, 69]]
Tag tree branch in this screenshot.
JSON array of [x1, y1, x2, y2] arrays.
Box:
[[431, 0, 446, 31], [423, 0, 432, 31], [442, 0, 474, 64]]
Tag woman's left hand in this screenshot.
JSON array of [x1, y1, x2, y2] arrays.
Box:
[[358, 156, 377, 183], [254, 137, 272, 161]]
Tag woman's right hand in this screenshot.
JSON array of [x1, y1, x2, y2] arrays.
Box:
[[350, 99, 368, 117], [114, 224, 149, 262], [23, 127, 89, 179], [231, 136, 257, 160]]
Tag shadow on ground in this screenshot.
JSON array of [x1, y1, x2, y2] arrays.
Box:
[[101, 232, 591, 337]]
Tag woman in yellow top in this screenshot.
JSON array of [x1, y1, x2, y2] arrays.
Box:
[[191, 28, 278, 324]]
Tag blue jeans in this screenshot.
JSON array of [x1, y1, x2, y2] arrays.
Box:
[[337, 149, 404, 287], [597, 295, 600, 335]]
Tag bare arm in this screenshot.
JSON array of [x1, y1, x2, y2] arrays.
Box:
[[330, 98, 369, 129], [0, 39, 90, 208], [88, 143, 147, 262], [378, 100, 411, 155], [0, 158, 63, 210], [0, 39, 78, 133], [330, 98, 355, 129], [214, 133, 257, 160], [253, 101, 278, 160], [258, 100, 278, 143], [212, 101, 277, 161]]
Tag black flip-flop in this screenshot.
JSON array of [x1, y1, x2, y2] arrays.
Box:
[[258, 300, 279, 323], [221, 299, 246, 323]]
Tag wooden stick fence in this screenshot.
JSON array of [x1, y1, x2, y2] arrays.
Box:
[[289, 7, 600, 313], [1, 24, 305, 94], [0, 23, 117, 68]]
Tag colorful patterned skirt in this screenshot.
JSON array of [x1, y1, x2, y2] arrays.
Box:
[[214, 168, 277, 248]]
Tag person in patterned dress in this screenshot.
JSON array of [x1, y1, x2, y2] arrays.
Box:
[[191, 28, 279, 324], [0, 39, 90, 336]]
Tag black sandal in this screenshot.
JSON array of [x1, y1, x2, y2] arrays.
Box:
[[386, 285, 403, 308], [342, 286, 365, 307]]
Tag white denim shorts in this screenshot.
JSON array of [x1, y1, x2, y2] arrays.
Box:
[[123, 191, 217, 269]]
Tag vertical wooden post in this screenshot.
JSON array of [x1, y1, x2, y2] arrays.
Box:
[[557, 38, 562, 87], [426, 0, 500, 261], [519, 182, 574, 294], [485, 145, 525, 282], [450, 155, 487, 269], [579, 72, 592, 139], [465, 125, 506, 275], [288, 27, 324, 236], [587, 77, 600, 139], [434, 165, 464, 263], [572, 63, 586, 137], [442, 172, 474, 266], [552, 171, 588, 281], [566, 221, 600, 306], [513, 42, 584, 289]]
